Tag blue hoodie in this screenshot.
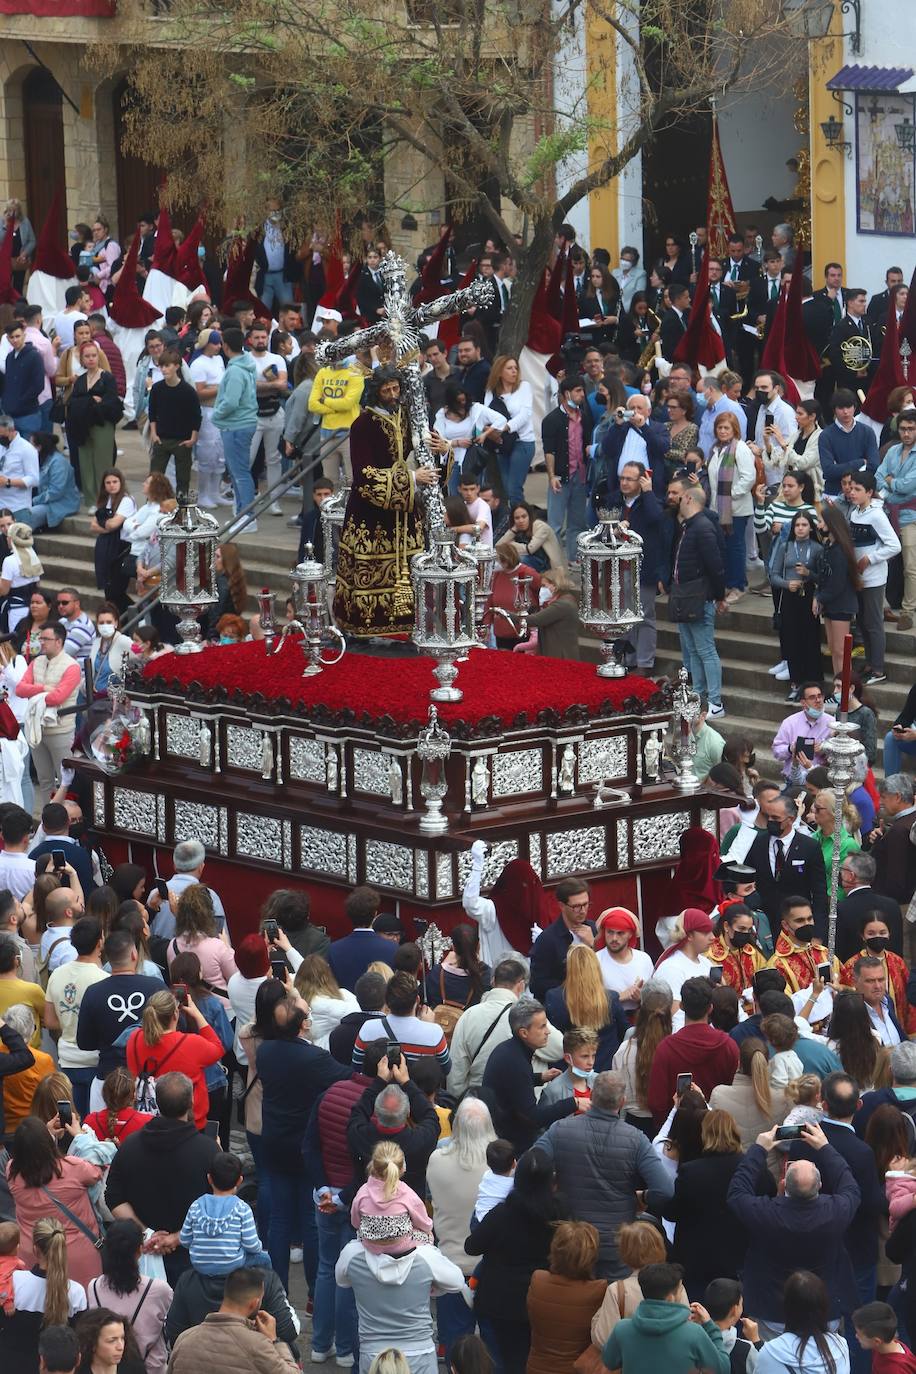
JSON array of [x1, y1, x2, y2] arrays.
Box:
[[178, 1193, 263, 1274], [212, 351, 257, 430]]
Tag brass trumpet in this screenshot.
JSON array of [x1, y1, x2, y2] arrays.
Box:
[[637, 309, 662, 368]]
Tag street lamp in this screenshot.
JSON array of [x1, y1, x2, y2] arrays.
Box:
[[897, 117, 916, 154], [577, 516, 644, 678], [820, 114, 852, 158], [783, 0, 861, 53]]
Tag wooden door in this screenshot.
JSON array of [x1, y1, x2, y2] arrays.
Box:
[[113, 78, 164, 242], [23, 68, 65, 244]]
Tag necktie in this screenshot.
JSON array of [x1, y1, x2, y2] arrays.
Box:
[[832, 295, 842, 324], [774, 839, 784, 878], [770, 281, 779, 301], [713, 286, 719, 304], [501, 283, 509, 309], [730, 264, 738, 282]]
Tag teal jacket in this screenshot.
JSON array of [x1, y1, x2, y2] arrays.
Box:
[[212, 351, 257, 430], [602, 1299, 730, 1374]]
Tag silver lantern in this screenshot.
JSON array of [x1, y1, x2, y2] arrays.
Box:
[[822, 716, 866, 962], [577, 516, 644, 678], [411, 530, 477, 702], [286, 543, 346, 677], [417, 704, 452, 835], [319, 486, 349, 587], [467, 531, 497, 645], [158, 496, 219, 653]]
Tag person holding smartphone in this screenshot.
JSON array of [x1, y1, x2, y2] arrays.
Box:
[[647, 977, 739, 1129]]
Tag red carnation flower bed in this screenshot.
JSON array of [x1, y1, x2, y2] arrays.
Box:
[[142, 639, 660, 734]]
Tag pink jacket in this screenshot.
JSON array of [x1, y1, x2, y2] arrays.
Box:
[[886, 1171, 916, 1232], [350, 1176, 433, 1255]]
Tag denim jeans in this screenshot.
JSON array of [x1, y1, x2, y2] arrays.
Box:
[[436, 1290, 476, 1364], [266, 1168, 317, 1293], [313, 1208, 357, 1358], [884, 730, 916, 776], [260, 270, 289, 311], [677, 602, 723, 703], [724, 514, 749, 590], [246, 1132, 271, 1245], [846, 1261, 877, 1374], [546, 476, 589, 563], [221, 426, 257, 514], [499, 439, 534, 507], [12, 410, 42, 440], [63, 1066, 96, 1118]]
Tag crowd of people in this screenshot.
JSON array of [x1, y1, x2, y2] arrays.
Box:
[[0, 798, 908, 1374]]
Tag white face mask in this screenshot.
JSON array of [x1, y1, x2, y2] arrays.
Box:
[[538, 586, 552, 605], [619, 260, 633, 273], [98, 623, 115, 639]]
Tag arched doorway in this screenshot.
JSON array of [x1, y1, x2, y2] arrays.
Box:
[[23, 68, 65, 242], [113, 78, 163, 241]]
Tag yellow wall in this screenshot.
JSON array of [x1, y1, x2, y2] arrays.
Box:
[[808, 15, 847, 274], [585, 5, 619, 258]]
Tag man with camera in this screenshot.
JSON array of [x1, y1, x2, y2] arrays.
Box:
[[593, 393, 666, 512]]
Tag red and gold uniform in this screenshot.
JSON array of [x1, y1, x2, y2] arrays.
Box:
[[769, 932, 840, 994], [708, 934, 767, 991], [840, 948, 916, 1034]]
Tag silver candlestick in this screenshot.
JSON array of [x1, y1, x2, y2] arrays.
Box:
[[671, 667, 702, 791], [821, 716, 866, 962]]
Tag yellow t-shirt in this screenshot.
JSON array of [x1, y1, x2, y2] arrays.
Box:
[[0, 978, 46, 1047]]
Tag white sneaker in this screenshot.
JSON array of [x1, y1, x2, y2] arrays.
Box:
[[768, 660, 787, 676], [270, 503, 283, 516], [334, 1358, 354, 1368], [290, 1246, 303, 1264], [774, 665, 791, 681], [708, 702, 725, 718], [311, 1349, 335, 1364]]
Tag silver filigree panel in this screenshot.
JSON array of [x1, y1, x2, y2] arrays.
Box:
[[347, 833, 358, 884], [616, 819, 630, 869], [632, 811, 690, 862], [156, 793, 166, 841], [218, 808, 229, 856], [283, 820, 293, 870], [113, 788, 156, 836], [93, 781, 105, 827], [365, 839, 414, 891], [289, 735, 326, 784], [491, 748, 542, 798], [237, 812, 282, 863], [528, 832, 542, 876], [174, 799, 219, 851], [701, 808, 716, 837], [415, 850, 429, 899], [225, 724, 263, 772], [545, 825, 607, 878], [436, 852, 453, 899], [165, 714, 200, 760], [300, 825, 348, 878], [457, 838, 519, 889], [578, 735, 628, 784], [353, 748, 390, 796]]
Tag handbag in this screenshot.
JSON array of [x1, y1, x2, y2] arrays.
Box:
[[488, 396, 518, 457], [462, 443, 490, 484], [668, 575, 708, 623], [772, 589, 783, 633]]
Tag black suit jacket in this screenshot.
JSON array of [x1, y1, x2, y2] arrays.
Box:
[[827, 317, 879, 394], [708, 282, 738, 356], [874, 811, 916, 905], [749, 275, 783, 317], [745, 829, 829, 939], [788, 1120, 885, 1269], [356, 267, 385, 321], [806, 288, 844, 356], [867, 289, 892, 327], [529, 919, 597, 1003], [660, 308, 688, 361], [722, 258, 759, 286], [834, 887, 904, 963]]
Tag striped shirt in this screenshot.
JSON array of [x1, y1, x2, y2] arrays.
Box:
[[353, 1013, 451, 1074], [179, 1194, 263, 1276], [753, 496, 817, 536], [62, 611, 95, 663]]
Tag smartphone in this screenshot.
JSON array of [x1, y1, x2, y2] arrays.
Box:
[[56, 1100, 72, 1128], [817, 963, 831, 982], [51, 849, 66, 870], [764, 411, 774, 426], [387, 1040, 402, 1070], [708, 966, 723, 986], [57, 872, 70, 889], [676, 1072, 693, 1096], [155, 878, 170, 900], [264, 919, 280, 943], [173, 982, 189, 1007], [270, 957, 287, 981], [893, 723, 906, 734], [774, 1124, 803, 1141]]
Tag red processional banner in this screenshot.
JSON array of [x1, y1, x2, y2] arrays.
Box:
[[0, 0, 114, 14]]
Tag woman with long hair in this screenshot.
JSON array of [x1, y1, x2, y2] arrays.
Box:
[[0, 522, 43, 635], [169, 949, 234, 1143], [237, 978, 289, 1249], [7, 1117, 103, 1288], [661, 234, 691, 285], [497, 500, 566, 574], [82, 1067, 152, 1144], [12, 588, 53, 662], [204, 541, 248, 637], [814, 503, 862, 676], [707, 410, 757, 603], [652, 1088, 707, 1245], [545, 945, 629, 1071], [483, 355, 535, 507], [427, 1097, 498, 1361], [86, 1220, 172, 1373], [755, 1271, 848, 1374], [111, 900, 163, 980], [770, 509, 825, 698], [484, 541, 540, 650], [67, 342, 123, 509], [0, 1217, 88, 1372], [612, 978, 672, 1133], [710, 1035, 788, 1150], [433, 380, 507, 496], [89, 469, 136, 605], [293, 954, 359, 1050], [109, 864, 146, 906], [828, 990, 888, 1092], [75, 1307, 145, 1374], [120, 471, 174, 582], [425, 922, 491, 1013], [707, 902, 767, 991], [663, 391, 699, 476], [465, 1149, 566, 1374], [124, 987, 223, 1130], [590, 1219, 687, 1346], [167, 883, 237, 991], [865, 1103, 911, 1307], [662, 1109, 753, 1298], [579, 265, 620, 345], [449, 1335, 495, 1374], [522, 567, 580, 660], [526, 1221, 607, 1374], [443, 494, 477, 548], [768, 398, 825, 498]]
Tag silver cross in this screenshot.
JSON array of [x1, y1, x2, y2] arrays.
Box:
[[316, 250, 495, 530], [901, 337, 912, 381]]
